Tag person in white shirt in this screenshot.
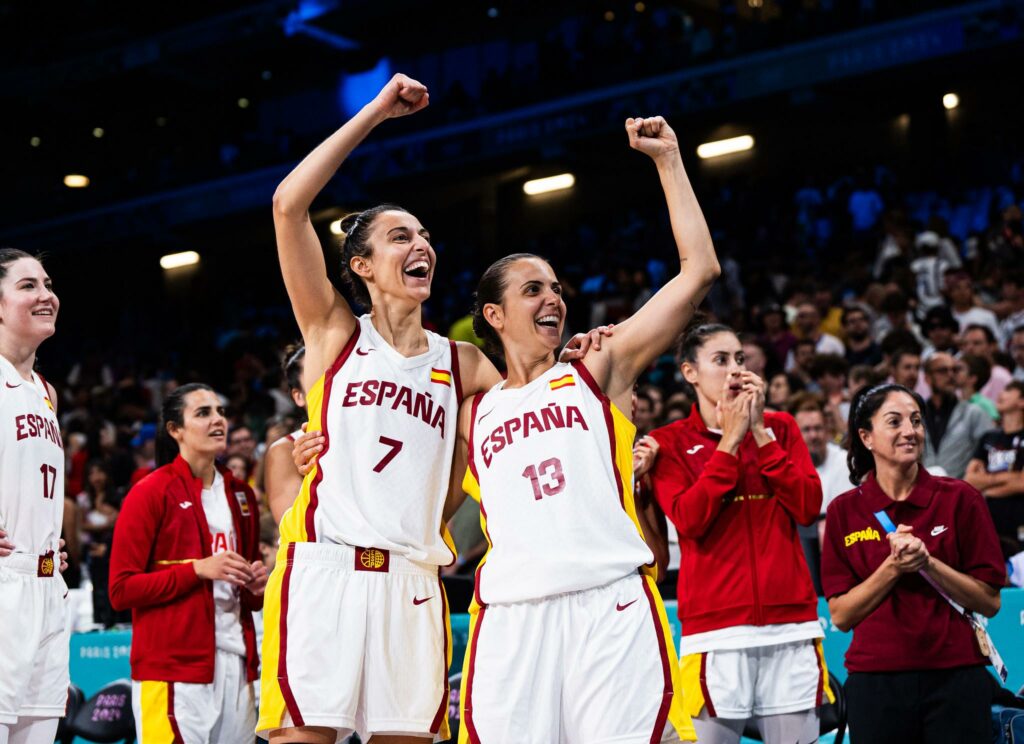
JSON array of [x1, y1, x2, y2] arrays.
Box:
[[785, 303, 844, 371], [789, 394, 850, 593], [945, 271, 1000, 339]]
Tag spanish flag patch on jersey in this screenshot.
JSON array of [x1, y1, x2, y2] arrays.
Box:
[[430, 368, 452, 387], [549, 374, 576, 390]]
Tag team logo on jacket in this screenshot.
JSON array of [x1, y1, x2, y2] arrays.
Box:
[[844, 527, 881, 547], [234, 491, 250, 516]]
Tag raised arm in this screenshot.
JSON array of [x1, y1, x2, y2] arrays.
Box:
[[272, 74, 430, 369], [584, 117, 720, 405]]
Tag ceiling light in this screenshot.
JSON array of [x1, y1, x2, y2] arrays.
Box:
[[943, 92, 959, 110], [523, 173, 576, 195], [63, 174, 90, 188], [696, 135, 754, 159], [160, 251, 200, 270]]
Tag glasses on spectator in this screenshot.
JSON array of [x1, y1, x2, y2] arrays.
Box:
[[930, 365, 956, 375]]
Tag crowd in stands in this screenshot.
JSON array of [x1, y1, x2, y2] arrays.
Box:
[[52, 150, 1024, 627]]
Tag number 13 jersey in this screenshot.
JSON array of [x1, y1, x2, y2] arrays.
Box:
[[279, 315, 461, 566], [0, 354, 64, 557], [463, 361, 653, 605]]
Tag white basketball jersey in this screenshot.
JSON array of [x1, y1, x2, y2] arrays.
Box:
[[463, 361, 653, 605], [0, 355, 64, 557], [279, 315, 460, 565]]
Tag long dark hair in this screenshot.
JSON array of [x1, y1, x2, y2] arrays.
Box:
[[846, 382, 925, 485], [338, 204, 411, 309], [472, 253, 547, 360], [156, 383, 216, 467]]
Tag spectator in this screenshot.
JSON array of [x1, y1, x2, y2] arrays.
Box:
[[848, 365, 887, 398], [871, 289, 919, 344], [965, 381, 1024, 551], [810, 353, 850, 420], [994, 271, 1024, 348], [960, 324, 1013, 401], [889, 348, 921, 390], [842, 306, 882, 367], [920, 305, 959, 361], [922, 353, 994, 478], [822, 383, 1003, 744], [225, 453, 250, 484], [633, 388, 657, 437], [945, 270, 1000, 338], [227, 424, 257, 484], [1011, 326, 1024, 382], [954, 354, 998, 421], [767, 371, 805, 411], [757, 303, 797, 372], [78, 460, 127, 627], [739, 334, 769, 379], [790, 393, 850, 593], [788, 302, 845, 369], [788, 338, 818, 387], [910, 231, 956, 312]]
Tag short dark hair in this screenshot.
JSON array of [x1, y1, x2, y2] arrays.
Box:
[[788, 391, 825, 416], [959, 353, 992, 389], [809, 353, 848, 379], [963, 324, 997, 345], [841, 306, 869, 325], [891, 347, 921, 369], [880, 329, 923, 357]]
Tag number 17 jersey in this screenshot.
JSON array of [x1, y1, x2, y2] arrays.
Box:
[[463, 361, 653, 605]]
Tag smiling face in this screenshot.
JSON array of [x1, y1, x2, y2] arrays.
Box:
[[681, 331, 745, 408], [0, 257, 59, 346], [350, 210, 436, 307], [482, 257, 566, 357], [168, 389, 228, 460], [859, 390, 924, 468]]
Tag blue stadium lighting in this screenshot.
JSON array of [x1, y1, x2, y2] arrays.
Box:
[[338, 57, 392, 118]]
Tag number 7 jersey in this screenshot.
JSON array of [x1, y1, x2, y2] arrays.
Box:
[[463, 361, 654, 605], [279, 315, 461, 565]]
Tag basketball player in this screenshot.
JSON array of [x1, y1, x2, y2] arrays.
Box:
[[0, 248, 68, 744], [265, 344, 307, 523], [109, 384, 266, 743], [454, 116, 718, 742]]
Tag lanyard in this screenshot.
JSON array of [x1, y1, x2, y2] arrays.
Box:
[[872, 508, 1008, 682]]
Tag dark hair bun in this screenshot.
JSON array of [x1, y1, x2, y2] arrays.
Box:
[[339, 212, 363, 235]]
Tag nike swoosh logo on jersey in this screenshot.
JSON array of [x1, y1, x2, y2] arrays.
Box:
[[413, 596, 433, 605], [686, 445, 704, 455], [4, 382, 20, 389], [179, 501, 193, 510], [616, 599, 638, 611], [355, 348, 374, 356], [930, 525, 948, 536]]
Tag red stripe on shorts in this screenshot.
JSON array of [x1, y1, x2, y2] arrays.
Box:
[[429, 575, 450, 734], [640, 577, 673, 743], [699, 651, 717, 718], [814, 640, 826, 707], [278, 542, 304, 726], [167, 682, 184, 743], [305, 324, 360, 541], [462, 606, 487, 744]]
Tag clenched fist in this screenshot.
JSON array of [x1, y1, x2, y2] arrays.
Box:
[[370, 74, 429, 120], [625, 116, 679, 162]]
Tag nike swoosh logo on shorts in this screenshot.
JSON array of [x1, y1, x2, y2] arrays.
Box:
[[413, 596, 433, 605], [356, 348, 374, 356], [616, 599, 638, 611]]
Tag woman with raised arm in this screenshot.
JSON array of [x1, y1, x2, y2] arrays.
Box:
[[822, 383, 1004, 744], [256, 73, 620, 744], [0, 249, 67, 744], [454, 116, 718, 743]]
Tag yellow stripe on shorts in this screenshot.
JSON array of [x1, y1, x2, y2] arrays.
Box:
[[138, 680, 177, 744]]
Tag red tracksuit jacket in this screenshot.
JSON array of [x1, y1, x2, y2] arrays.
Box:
[[649, 407, 821, 635], [109, 455, 263, 683]]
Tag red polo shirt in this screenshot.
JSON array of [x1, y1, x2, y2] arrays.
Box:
[[821, 468, 1005, 673]]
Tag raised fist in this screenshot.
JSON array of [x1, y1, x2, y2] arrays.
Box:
[[371, 74, 429, 120], [626, 116, 679, 161]]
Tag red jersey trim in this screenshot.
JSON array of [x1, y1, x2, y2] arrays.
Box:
[[641, 577, 673, 742], [463, 606, 487, 744], [167, 682, 184, 743], [571, 361, 627, 509], [429, 576, 450, 734], [699, 652, 716, 718], [449, 340, 463, 406], [466, 394, 493, 608], [277, 543, 304, 726], [305, 325, 361, 542]]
